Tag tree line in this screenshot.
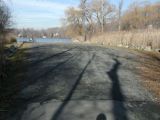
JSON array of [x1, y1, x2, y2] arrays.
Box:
[[62, 0, 160, 39], [0, 0, 11, 84], [14, 28, 67, 38]]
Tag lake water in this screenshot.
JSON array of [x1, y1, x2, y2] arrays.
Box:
[[17, 38, 72, 43]]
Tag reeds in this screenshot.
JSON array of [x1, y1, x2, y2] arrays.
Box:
[[90, 29, 160, 50]]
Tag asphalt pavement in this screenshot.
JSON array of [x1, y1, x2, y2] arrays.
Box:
[[6, 44, 160, 120]]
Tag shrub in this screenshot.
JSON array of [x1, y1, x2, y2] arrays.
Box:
[[10, 38, 17, 43]]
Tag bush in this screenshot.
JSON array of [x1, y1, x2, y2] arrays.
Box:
[[10, 38, 17, 43]]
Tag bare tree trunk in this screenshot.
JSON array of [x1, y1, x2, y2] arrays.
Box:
[[0, 31, 6, 88], [81, 0, 87, 41], [101, 0, 105, 33], [0, 0, 11, 87], [118, 0, 123, 31]]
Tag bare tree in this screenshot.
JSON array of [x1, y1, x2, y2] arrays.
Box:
[[101, 0, 105, 33], [121, 1, 160, 30], [118, 0, 123, 31], [63, 0, 116, 38], [90, 0, 115, 33], [64, 7, 83, 37], [80, 0, 87, 41], [0, 0, 11, 82], [0, 0, 11, 33]]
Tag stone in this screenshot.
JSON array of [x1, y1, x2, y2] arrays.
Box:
[[144, 46, 152, 51]]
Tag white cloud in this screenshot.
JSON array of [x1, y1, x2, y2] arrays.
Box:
[[12, 0, 73, 11]]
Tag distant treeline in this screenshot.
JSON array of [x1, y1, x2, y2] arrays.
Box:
[[13, 28, 68, 38], [62, 0, 160, 39]]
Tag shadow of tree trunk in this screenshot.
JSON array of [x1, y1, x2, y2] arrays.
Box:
[[51, 53, 95, 120]]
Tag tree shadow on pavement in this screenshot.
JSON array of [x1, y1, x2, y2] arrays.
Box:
[[50, 54, 95, 120], [4, 46, 78, 120], [29, 47, 76, 66], [107, 58, 128, 120], [8, 46, 77, 97]]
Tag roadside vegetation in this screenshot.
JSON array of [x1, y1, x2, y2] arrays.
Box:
[[61, 0, 160, 51], [133, 50, 160, 102], [91, 29, 160, 51], [0, 0, 12, 82], [0, 46, 27, 120], [0, 1, 22, 118]]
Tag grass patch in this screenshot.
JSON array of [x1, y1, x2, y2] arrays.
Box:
[[0, 47, 26, 119], [135, 51, 160, 103]]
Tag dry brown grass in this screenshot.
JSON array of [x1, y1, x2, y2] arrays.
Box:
[[90, 29, 160, 50], [134, 51, 160, 103]]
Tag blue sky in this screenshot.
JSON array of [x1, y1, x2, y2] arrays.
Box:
[[4, 0, 159, 29]]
